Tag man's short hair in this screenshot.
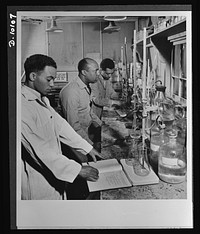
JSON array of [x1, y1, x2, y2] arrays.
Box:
[[78, 58, 95, 74], [24, 54, 57, 81], [100, 58, 115, 71]]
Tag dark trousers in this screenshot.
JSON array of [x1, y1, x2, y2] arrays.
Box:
[[61, 143, 89, 199], [88, 123, 101, 142], [61, 143, 100, 200], [61, 122, 101, 199], [88, 122, 101, 153]]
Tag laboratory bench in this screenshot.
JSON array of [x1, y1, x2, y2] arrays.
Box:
[[100, 99, 187, 200]]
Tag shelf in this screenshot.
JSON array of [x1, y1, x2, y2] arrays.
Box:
[[132, 18, 186, 47]]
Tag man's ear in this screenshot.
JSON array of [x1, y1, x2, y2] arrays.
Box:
[[81, 70, 87, 76], [29, 72, 37, 82]]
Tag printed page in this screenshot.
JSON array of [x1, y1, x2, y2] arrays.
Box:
[[87, 170, 132, 192], [87, 158, 123, 173]]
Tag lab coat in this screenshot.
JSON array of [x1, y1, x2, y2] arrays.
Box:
[[21, 85, 92, 200]]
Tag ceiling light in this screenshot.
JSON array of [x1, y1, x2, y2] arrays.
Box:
[[46, 17, 63, 33], [102, 21, 121, 33]]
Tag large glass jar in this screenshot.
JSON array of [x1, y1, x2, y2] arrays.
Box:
[[150, 125, 169, 174], [151, 86, 175, 130], [158, 130, 186, 184]]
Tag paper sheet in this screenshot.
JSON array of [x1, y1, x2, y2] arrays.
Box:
[[120, 159, 159, 185], [87, 170, 132, 192], [85, 159, 132, 192]]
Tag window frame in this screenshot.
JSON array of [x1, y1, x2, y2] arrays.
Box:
[[169, 32, 186, 104]]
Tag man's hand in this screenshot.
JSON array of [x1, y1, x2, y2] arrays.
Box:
[[78, 165, 99, 182], [88, 148, 108, 162]]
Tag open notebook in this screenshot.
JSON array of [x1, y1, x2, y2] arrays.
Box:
[[83, 158, 159, 192]]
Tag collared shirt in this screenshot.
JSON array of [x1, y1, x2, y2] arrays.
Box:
[[59, 77, 102, 145], [21, 85, 93, 200], [90, 75, 117, 118]]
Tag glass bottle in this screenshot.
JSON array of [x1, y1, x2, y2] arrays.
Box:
[[158, 130, 186, 184], [152, 86, 175, 130], [150, 124, 169, 174]]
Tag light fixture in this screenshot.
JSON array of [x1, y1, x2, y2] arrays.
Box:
[[102, 21, 121, 33], [104, 16, 127, 21], [46, 17, 63, 33]]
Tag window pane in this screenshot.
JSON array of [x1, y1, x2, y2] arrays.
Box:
[[181, 79, 187, 99], [173, 77, 179, 95], [174, 45, 181, 77], [181, 43, 186, 78]]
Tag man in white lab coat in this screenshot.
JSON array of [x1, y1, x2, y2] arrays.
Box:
[[21, 54, 104, 200]]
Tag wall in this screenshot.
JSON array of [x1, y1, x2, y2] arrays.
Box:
[[21, 22, 48, 76], [83, 22, 101, 60], [21, 20, 136, 82], [47, 21, 136, 83], [48, 22, 82, 72], [102, 21, 135, 63]]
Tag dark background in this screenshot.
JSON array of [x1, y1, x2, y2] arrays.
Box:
[[4, 3, 197, 231]]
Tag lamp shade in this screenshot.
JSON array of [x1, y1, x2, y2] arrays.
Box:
[[46, 19, 63, 32], [102, 21, 121, 33]]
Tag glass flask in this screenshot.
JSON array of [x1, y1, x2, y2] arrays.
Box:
[[158, 130, 186, 184], [150, 124, 169, 174], [125, 134, 139, 165], [150, 115, 163, 136], [126, 131, 150, 176], [151, 86, 175, 130], [126, 129, 141, 166]]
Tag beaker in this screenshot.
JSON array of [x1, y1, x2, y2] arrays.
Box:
[[126, 141, 150, 177]]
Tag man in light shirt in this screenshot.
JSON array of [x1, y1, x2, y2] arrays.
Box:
[[21, 54, 104, 200], [59, 58, 102, 156], [90, 58, 118, 119]]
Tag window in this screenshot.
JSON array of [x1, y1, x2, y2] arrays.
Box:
[[171, 43, 186, 100], [169, 32, 186, 103]]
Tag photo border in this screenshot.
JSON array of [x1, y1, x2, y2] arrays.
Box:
[[7, 5, 193, 229]]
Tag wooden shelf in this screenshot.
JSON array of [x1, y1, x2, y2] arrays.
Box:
[[132, 18, 186, 47], [130, 17, 187, 105]]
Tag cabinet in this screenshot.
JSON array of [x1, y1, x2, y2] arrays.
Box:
[[133, 17, 186, 104]]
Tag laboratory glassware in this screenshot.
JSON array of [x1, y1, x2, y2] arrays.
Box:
[[150, 124, 169, 174], [158, 130, 186, 184], [152, 85, 175, 130]]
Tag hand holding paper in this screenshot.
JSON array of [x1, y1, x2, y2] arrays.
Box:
[[78, 165, 99, 182]]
